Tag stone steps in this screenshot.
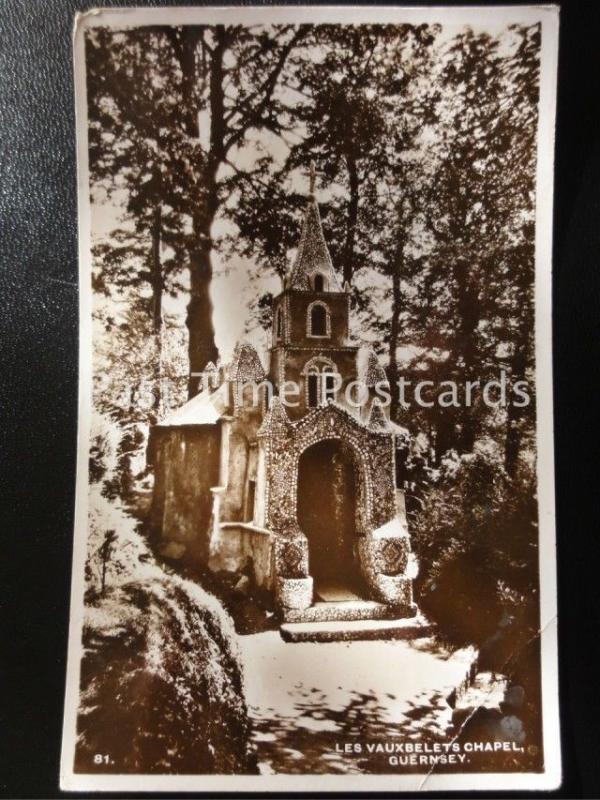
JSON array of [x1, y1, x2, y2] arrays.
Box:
[[280, 614, 434, 643], [283, 600, 414, 624]]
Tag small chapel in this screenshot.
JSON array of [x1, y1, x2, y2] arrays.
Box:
[[148, 175, 419, 626]]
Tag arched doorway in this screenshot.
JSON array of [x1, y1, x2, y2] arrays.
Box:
[[297, 438, 361, 598]]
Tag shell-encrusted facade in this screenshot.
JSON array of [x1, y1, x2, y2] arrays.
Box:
[[150, 186, 416, 619]]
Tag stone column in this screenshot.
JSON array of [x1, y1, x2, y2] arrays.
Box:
[[208, 486, 226, 563]]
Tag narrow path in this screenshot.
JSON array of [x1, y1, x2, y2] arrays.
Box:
[[238, 631, 477, 774]]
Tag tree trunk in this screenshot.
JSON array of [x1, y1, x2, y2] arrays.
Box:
[[150, 204, 163, 414], [187, 208, 219, 397], [388, 263, 402, 422], [504, 400, 521, 477], [433, 408, 458, 463], [173, 24, 295, 395], [178, 27, 227, 397], [504, 346, 529, 475], [179, 27, 203, 137], [342, 154, 359, 285], [453, 256, 480, 453]]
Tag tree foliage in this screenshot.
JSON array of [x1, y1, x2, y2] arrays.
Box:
[[410, 449, 539, 655], [88, 22, 542, 648], [87, 24, 307, 395]]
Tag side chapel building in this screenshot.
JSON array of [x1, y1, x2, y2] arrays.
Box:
[[149, 180, 418, 622]]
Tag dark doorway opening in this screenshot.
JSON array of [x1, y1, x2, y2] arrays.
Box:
[[297, 438, 362, 597]]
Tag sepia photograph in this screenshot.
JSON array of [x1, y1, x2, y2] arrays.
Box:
[[59, 5, 560, 792]]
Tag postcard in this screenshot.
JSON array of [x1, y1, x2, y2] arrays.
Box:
[[61, 5, 560, 791]]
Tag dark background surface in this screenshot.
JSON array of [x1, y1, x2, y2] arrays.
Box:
[[0, 0, 598, 797]]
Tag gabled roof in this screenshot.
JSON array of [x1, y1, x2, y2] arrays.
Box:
[[287, 198, 342, 292], [294, 398, 389, 436], [157, 381, 230, 427]]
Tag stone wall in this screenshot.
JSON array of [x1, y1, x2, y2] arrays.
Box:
[[220, 408, 262, 522], [209, 523, 274, 590], [148, 425, 221, 562]]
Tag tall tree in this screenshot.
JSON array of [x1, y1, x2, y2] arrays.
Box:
[[87, 24, 305, 395], [404, 26, 540, 461], [87, 26, 189, 408], [230, 23, 440, 318], [491, 25, 540, 474]]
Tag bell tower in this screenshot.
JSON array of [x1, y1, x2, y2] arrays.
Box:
[[268, 166, 358, 419]]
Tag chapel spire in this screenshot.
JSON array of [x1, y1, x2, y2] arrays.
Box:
[[287, 164, 342, 292]]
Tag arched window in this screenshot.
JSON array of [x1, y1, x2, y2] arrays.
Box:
[[313, 273, 326, 292], [303, 358, 338, 407], [275, 308, 283, 340], [307, 301, 330, 337], [311, 304, 327, 335]]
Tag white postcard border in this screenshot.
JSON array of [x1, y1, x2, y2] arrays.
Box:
[[61, 5, 561, 792]]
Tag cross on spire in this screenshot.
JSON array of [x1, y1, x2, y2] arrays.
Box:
[[287, 161, 342, 292]]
